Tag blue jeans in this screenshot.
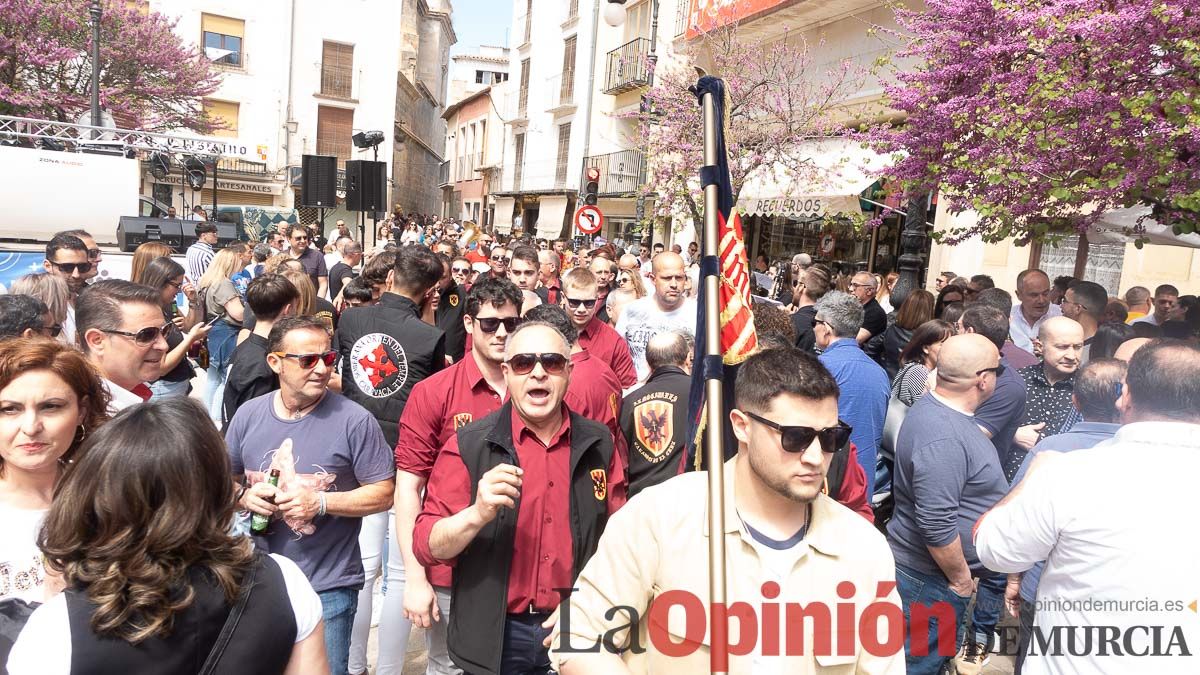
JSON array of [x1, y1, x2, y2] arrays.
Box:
[[499, 613, 553, 675], [895, 564, 970, 675], [205, 320, 236, 421], [971, 572, 1007, 648], [319, 586, 360, 675], [149, 378, 190, 400]]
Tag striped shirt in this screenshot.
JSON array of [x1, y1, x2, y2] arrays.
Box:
[[185, 241, 214, 283]]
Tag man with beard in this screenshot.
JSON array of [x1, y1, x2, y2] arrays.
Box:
[[550, 347, 900, 673], [42, 233, 91, 344]]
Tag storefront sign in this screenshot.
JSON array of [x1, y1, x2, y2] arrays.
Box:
[[686, 0, 789, 39], [751, 197, 825, 217], [155, 175, 283, 195], [158, 137, 270, 161]]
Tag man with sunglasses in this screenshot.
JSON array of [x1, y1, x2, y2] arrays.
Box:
[[887, 333, 1008, 675], [76, 280, 170, 411], [415, 320, 625, 675], [434, 253, 468, 364], [58, 228, 101, 284], [43, 233, 91, 344], [561, 268, 637, 388], [550, 346, 901, 674], [226, 316, 396, 675], [487, 245, 509, 280], [287, 224, 329, 298], [395, 278, 523, 672]]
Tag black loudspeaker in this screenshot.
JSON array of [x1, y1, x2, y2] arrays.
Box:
[[117, 217, 184, 252], [346, 160, 387, 213], [302, 154, 338, 207], [180, 222, 239, 250]]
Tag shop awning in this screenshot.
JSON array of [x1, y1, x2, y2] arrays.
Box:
[[536, 196, 569, 240], [736, 137, 889, 219], [1088, 206, 1200, 249], [493, 197, 515, 234]]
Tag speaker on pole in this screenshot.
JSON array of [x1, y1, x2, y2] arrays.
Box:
[[301, 154, 338, 207], [346, 160, 387, 213]]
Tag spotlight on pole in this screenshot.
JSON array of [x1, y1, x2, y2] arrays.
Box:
[[352, 130, 386, 149], [604, 0, 628, 26]]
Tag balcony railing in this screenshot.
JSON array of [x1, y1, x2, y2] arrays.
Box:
[[438, 160, 450, 187], [504, 90, 528, 124], [582, 149, 645, 195], [216, 157, 269, 176], [675, 1, 688, 37], [545, 74, 575, 112], [604, 38, 651, 95], [320, 65, 353, 99]]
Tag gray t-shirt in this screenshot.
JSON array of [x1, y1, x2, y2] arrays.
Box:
[[226, 391, 394, 593], [615, 296, 697, 381], [887, 393, 1008, 577]]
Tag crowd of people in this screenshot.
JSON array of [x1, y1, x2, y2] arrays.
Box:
[[1, 216, 1198, 675]]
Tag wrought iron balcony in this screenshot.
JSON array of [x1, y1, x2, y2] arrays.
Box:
[[438, 160, 450, 187], [581, 149, 645, 195], [603, 38, 651, 95]]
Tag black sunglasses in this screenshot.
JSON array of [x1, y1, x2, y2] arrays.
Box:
[[47, 260, 94, 274], [43, 324, 62, 338], [273, 350, 337, 369], [86, 248, 102, 261], [452, 266, 471, 274], [976, 364, 1006, 378], [491, 255, 506, 262], [506, 352, 569, 376], [742, 410, 852, 454], [474, 316, 522, 334], [565, 297, 598, 309], [102, 324, 171, 346]]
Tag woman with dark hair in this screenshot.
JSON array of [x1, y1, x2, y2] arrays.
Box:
[[139, 257, 211, 399], [881, 289, 936, 379], [0, 338, 108, 611], [934, 284, 966, 319], [8, 398, 328, 674], [1090, 321, 1137, 360], [892, 319, 955, 406]]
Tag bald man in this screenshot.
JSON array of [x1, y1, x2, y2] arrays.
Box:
[[1113, 336, 1151, 362], [620, 330, 693, 497], [615, 253, 696, 381], [1009, 269, 1063, 353], [1007, 316, 1085, 480], [887, 334, 1009, 675]]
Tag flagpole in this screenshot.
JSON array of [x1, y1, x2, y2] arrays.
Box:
[[700, 88, 728, 675]]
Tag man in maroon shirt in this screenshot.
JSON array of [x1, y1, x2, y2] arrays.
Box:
[[393, 277, 523, 671], [560, 267, 637, 388], [414, 321, 626, 675]]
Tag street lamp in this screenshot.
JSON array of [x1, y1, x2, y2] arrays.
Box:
[[603, 0, 628, 27], [89, 0, 102, 135]]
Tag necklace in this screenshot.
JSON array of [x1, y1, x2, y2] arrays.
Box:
[[280, 391, 324, 419]]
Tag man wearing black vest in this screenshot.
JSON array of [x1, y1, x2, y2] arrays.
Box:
[[334, 246, 446, 449], [434, 252, 467, 364], [414, 321, 627, 675], [620, 330, 692, 497]]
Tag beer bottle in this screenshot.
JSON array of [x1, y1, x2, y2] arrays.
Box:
[[250, 469, 281, 534]]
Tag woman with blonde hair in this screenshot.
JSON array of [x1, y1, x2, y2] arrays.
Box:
[[877, 271, 899, 313], [198, 248, 246, 421], [8, 398, 328, 674], [616, 267, 647, 299], [130, 241, 175, 285], [0, 338, 108, 610], [9, 274, 70, 344]]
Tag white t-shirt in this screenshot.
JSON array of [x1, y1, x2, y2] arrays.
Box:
[[0, 503, 48, 605], [975, 422, 1200, 675], [6, 554, 322, 675], [615, 296, 697, 381]]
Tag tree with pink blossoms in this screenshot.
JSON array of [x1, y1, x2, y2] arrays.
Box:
[[869, 0, 1200, 244], [625, 25, 860, 235], [0, 0, 222, 133]]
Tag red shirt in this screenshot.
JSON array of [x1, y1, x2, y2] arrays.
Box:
[[541, 277, 562, 306], [568, 350, 629, 465], [397, 353, 505, 587], [413, 405, 627, 613], [464, 248, 487, 264], [578, 317, 637, 388], [834, 443, 873, 524]]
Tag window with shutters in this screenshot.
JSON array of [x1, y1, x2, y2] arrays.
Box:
[[316, 105, 354, 167], [569, 0, 579, 20], [201, 14, 244, 67], [555, 123, 572, 187], [518, 59, 530, 118], [560, 37, 577, 105], [523, 0, 533, 43], [202, 100, 239, 138], [625, 1, 652, 41], [514, 133, 526, 192], [321, 41, 354, 99]]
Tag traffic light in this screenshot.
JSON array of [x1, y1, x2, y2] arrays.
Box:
[[584, 167, 600, 206]]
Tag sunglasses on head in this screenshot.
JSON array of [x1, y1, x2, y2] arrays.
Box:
[[565, 297, 598, 309], [273, 350, 337, 369], [474, 316, 522, 333], [742, 410, 852, 454], [506, 352, 569, 376], [48, 260, 94, 274], [102, 324, 171, 346]]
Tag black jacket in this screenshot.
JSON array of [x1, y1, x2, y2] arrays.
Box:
[[620, 365, 691, 497], [448, 402, 614, 675], [435, 282, 467, 362], [334, 293, 446, 447]]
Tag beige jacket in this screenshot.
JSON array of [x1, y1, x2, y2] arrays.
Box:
[[550, 456, 904, 674]]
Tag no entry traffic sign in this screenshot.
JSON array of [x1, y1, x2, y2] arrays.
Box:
[[574, 205, 604, 234]]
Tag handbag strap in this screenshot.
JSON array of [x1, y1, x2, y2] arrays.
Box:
[[198, 554, 260, 675]]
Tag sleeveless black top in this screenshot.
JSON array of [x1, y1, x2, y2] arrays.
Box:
[[65, 554, 298, 675]]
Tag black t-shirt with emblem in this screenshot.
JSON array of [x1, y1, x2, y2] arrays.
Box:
[[619, 365, 692, 497]]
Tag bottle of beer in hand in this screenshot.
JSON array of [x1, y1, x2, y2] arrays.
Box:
[[250, 469, 281, 534]]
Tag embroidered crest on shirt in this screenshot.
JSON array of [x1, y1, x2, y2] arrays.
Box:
[[350, 333, 409, 398], [449, 293, 460, 307], [590, 469, 607, 501], [453, 412, 473, 429], [633, 398, 675, 462]]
